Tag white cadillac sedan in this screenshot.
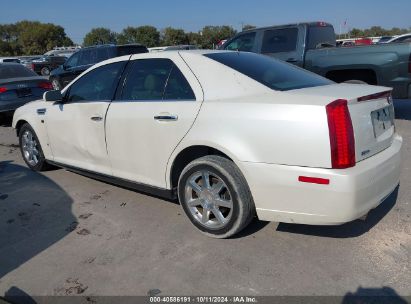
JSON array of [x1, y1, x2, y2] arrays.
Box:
[[12, 50, 402, 238]]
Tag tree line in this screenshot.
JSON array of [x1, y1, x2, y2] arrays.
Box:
[[337, 26, 411, 39], [83, 25, 237, 49], [0, 21, 73, 56], [1, 21, 410, 56]]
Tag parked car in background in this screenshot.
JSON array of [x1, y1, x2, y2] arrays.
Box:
[[27, 56, 67, 76], [13, 51, 401, 238], [222, 22, 411, 99], [49, 44, 148, 90], [0, 63, 52, 118], [19, 56, 42, 65], [385, 33, 411, 44], [377, 36, 394, 44], [0, 58, 21, 63]]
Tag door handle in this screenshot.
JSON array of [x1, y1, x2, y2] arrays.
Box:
[[90, 116, 103, 121], [154, 114, 178, 121]]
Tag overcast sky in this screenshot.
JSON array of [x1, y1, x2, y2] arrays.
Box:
[[1, 0, 410, 43]]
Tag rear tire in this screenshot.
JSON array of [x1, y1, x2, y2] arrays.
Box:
[[178, 155, 255, 238], [19, 123, 50, 171], [40, 67, 50, 76]]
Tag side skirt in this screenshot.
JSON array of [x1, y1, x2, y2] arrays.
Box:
[[47, 160, 177, 200]]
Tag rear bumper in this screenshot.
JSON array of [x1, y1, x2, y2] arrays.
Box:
[[240, 134, 402, 225]]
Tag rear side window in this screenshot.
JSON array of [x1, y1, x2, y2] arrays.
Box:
[[307, 26, 336, 49], [261, 28, 298, 53], [67, 61, 126, 102], [96, 48, 110, 61], [205, 52, 333, 91], [120, 59, 195, 101], [0, 64, 37, 79], [225, 32, 256, 52], [164, 66, 195, 100]]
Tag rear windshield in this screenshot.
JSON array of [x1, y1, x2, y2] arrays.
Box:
[[204, 52, 333, 91], [0, 64, 37, 79]]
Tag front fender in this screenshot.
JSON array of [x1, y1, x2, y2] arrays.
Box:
[[12, 100, 53, 160]]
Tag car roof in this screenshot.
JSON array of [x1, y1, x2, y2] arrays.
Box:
[[238, 21, 333, 34]]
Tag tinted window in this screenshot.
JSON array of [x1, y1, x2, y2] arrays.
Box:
[[96, 48, 110, 61], [116, 45, 148, 56], [65, 52, 80, 68], [78, 49, 94, 66], [0, 64, 37, 79], [164, 66, 195, 100], [307, 26, 336, 49], [121, 59, 172, 101], [225, 32, 256, 52], [67, 61, 125, 102], [262, 28, 298, 53], [205, 52, 333, 91], [396, 35, 411, 43]]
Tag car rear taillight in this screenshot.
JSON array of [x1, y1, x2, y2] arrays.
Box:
[[0, 87, 7, 94], [326, 99, 356, 169], [38, 81, 53, 90]]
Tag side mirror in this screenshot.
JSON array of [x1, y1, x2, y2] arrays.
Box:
[[62, 64, 67, 70], [43, 90, 63, 102]]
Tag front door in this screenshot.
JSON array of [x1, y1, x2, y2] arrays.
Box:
[[46, 60, 127, 174]]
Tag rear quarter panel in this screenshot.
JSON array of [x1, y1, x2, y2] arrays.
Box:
[[168, 92, 332, 189]]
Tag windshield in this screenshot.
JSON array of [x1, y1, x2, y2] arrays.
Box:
[[204, 52, 333, 91]]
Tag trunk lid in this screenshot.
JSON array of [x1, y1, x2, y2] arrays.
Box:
[[288, 83, 395, 164]]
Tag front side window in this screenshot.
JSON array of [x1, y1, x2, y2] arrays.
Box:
[[67, 61, 125, 102], [225, 32, 256, 52], [205, 52, 333, 91], [65, 52, 80, 69], [261, 28, 298, 53]]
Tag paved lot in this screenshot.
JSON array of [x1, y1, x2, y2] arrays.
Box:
[[0, 101, 410, 299]]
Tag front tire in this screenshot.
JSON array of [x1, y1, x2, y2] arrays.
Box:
[[178, 155, 255, 238], [19, 123, 50, 171]]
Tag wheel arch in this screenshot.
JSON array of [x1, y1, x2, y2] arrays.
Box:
[[15, 119, 29, 137], [168, 144, 238, 190]]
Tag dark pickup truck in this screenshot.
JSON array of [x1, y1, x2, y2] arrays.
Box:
[[222, 22, 411, 99]]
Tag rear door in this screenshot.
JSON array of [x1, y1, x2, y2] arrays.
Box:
[[105, 53, 203, 188]]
